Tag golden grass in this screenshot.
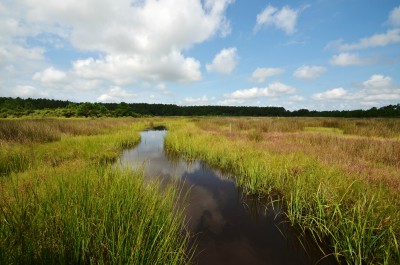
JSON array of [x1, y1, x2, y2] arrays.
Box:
[[197, 117, 400, 192], [164, 117, 400, 264]]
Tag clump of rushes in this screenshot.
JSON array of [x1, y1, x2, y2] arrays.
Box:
[[164, 119, 400, 265], [0, 118, 193, 264], [0, 166, 192, 264]]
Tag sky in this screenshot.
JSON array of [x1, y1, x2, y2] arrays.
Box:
[[0, 0, 399, 110]]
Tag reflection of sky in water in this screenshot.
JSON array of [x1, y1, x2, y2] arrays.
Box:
[[118, 131, 335, 265], [119, 130, 201, 179]]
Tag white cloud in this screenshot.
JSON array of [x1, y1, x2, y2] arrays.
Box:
[[217, 99, 244, 106], [255, 5, 300, 35], [229, 88, 259, 99], [293, 65, 326, 79], [184, 96, 209, 104], [227, 82, 296, 99], [33, 67, 67, 83], [312, 74, 400, 102], [97, 86, 136, 103], [0, 45, 44, 65], [73, 51, 202, 84], [206, 47, 238, 74], [10, 85, 49, 98], [335, 29, 400, 51], [22, 0, 233, 55], [250, 67, 284, 83], [289, 95, 305, 101], [312, 87, 347, 100], [363, 74, 392, 90], [388, 5, 400, 27], [156, 83, 167, 91], [330, 53, 368, 66], [0, 0, 234, 96], [360, 74, 400, 100]]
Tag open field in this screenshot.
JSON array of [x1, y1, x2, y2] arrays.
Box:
[[1, 117, 399, 264]]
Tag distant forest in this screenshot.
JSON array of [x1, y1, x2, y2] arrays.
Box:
[[0, 97, 399, 118]]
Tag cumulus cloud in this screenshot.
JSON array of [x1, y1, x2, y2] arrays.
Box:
[[293, 65, 326, 79], [22, 0, 233, 55], [7, 85, 48, 98], [184, 96, 209, 104], [33, 67, 67, 83], [227, 82, 296, 99], [312, 74, 400, 102], [363, 74, 392, 90], [312, 87, 347, 100], [255, 5, 301, 35], [360, 74, 400, 100], [250, 67, 284, 83], [97, 86, 136, 102], [73, 52, 202, 84], [206, 47, 238, 74], [330, 53, 368, 66], [388, 5, 400, 27], [0, 45, 44, 65], [0, 0, 234, 95]]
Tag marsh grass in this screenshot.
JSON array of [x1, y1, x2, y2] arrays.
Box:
[[304, 127, 344, 134], [198, 117, 400, 138], [0, 118, 193, 264], [0, 166, 192, 264], [164, 117, 400, 264], [0, 118, 138, 144], [0, 118, 142, 176]]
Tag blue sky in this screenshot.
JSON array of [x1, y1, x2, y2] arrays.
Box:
[[1, 0, 399, 110]]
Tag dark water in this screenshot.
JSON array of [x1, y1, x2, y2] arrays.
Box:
[[118, 130, 335, 265]]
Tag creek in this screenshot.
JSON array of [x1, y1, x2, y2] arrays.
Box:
[[118, 130, 334, 265]]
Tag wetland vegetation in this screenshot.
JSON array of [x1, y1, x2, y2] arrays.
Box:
[[0, 116, 399, 264], [0, 118, 192, 264]]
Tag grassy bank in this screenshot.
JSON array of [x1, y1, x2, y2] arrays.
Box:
[[164, 117, 400, 264], [0, 118, 192, 264]]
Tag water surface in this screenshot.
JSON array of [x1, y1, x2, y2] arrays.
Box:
[[118, 130, 333, 265]]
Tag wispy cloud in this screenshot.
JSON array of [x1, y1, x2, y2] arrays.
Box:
[[255, 4, 308, 35], [250, 67, 284, 83], [293, 65, 326, 79], [330, 53, 369, 66], [256, 5, 297, 35], [388, 5, 400, 27], [184, 96, 209, 104], [329, 29, 400, 52]]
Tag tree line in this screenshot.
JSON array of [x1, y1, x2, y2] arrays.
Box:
[[0, 97, 399, 118]]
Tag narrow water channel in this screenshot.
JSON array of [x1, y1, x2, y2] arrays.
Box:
[[118, 130, 334, 265]]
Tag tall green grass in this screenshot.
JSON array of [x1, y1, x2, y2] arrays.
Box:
[[0, 118, 193, 264], [0, 165, 191, 264], [164, 119, 400, 264]]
